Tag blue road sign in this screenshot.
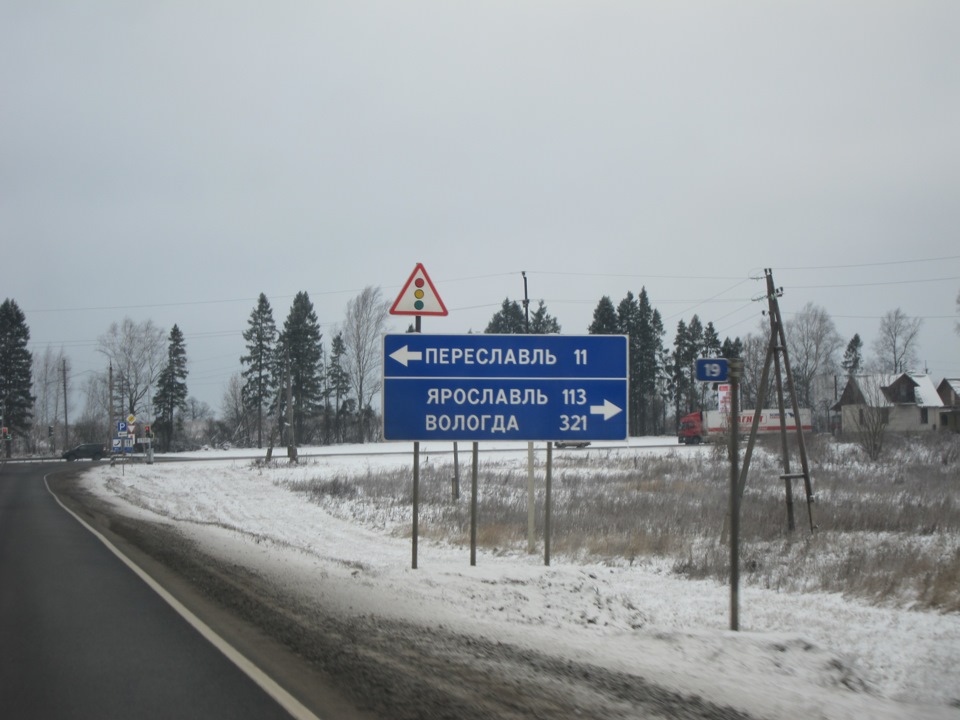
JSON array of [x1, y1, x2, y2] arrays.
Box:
[[696, 358, 729, 382], [382, 334, 629, 442]]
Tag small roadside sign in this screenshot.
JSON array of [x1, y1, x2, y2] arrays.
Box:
[[390, 263, 448, 316], [696, 358, 729, 382]]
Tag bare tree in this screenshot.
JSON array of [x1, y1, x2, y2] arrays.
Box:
[[738, 331, 770, 410], [342, 286, 390, 441], [872, 308, 922, 373], [31, 347, 65, 453], [97, 318, 167, 418], [849, 371, 890, 461], [785, 302, 843, 429], [220, 373, 249, 445], [955, 289, 959, 337]]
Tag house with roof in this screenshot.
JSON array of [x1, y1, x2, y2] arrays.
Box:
[[833, 372, 947, 436], [936, 378, 960, 433]]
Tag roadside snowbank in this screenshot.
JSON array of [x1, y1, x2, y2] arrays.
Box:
[[81, 441, 960, 720]]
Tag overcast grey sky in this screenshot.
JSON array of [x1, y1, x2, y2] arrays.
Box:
[[3, 1, 959, 412]]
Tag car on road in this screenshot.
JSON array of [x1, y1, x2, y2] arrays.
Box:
[[62, 443, 105, 461]]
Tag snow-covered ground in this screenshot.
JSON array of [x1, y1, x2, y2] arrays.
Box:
[[79, 440, 960, 720]]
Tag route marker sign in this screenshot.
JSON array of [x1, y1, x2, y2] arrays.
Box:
[[390, 263, 448, 316], [696, 357, 729, 382], [382, 334, 629, 442]]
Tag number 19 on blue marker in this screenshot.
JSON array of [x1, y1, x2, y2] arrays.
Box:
[[695, 358, 729, 382]]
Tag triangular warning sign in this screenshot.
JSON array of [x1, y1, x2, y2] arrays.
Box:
[[390, 263, 448, 316]]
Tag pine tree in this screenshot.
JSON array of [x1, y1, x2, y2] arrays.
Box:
[[278, 292, 324, 445], [486, 298, 559, 334], [0, 299, 34, 454], [703, 322, 722, 358], [240, 293, 277, 448], [588, 296, 619, 334], [486, 298, 527, 333], [634, 288, 661, 436], [671, 320, 692, 423], [529, 300, 561, 333], [153, 324, 188, 452], [616, 292, 642, 434], [841, 333, 863, 376], [327, 332, 351, 443], [721, 336, 743, 359]]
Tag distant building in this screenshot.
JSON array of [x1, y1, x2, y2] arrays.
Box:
[[936, 379, 960, 433], [833, 372, 947, 435]]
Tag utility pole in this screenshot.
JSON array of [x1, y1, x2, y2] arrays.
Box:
[[108, 363, 114, 448], [62, 357, 69, 449], [732, 270, 816, 534]]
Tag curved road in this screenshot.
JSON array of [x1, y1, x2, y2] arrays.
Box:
[[0, 462, 311, 720]]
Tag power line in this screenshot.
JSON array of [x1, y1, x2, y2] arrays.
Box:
[[773, 254, 960, 271], [787, 276, 960, 290]]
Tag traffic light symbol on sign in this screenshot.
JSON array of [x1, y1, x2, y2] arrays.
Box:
[[390, 263, 448, 316]]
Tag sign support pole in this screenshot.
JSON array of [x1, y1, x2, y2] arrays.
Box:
[[411, 315, 422, 570], [470, 442, 479, 566], [544, 442, 552, 566], [412, 441, 419, 569], [527, 444, 535, 554], [729, 358, 743, 631]]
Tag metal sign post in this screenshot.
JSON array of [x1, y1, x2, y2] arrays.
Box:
[[383, 334, 629, 443], [696, 356, 742, 631], [728, 358, 743, 631], [384, 333, 629, 568]]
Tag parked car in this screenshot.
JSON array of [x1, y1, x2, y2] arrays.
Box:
[[62, 443, 105, 461], [553, 441, 591, 449]]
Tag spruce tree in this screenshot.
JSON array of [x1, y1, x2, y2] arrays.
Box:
[[153, 324, 188, 452], [240, 293, 277, 448], [0, 299, 34, 454], [588, 296, 619, 334], [485, 298, 527, 333], [703, 322, 722, 358], [841, 334, 863, 376], [529, 300, 561, 333], [278, 292, 324, 445], [721, 336, 743, 359], [616, 292, 642, 434], [327, 332, 351, 443]]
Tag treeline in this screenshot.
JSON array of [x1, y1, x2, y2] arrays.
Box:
[[487, 288, 934, 435], [486, 289, 741, 435], [1, 283, 943, 454]]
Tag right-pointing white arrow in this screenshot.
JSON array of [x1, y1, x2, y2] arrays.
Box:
[[590, 399, 623, 421], [389, 345, 423, 367]]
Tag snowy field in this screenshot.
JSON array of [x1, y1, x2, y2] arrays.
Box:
[[78, 440, 960, 720]]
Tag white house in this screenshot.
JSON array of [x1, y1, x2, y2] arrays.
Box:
[[833, 372, 946, 435]]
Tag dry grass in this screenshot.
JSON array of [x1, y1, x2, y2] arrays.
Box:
[[281, 433, 960, 612]]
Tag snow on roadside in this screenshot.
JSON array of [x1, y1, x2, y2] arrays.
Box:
[[81, 445, 960, 720]]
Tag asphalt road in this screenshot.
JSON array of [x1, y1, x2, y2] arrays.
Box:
[[0, 461, 300, 720]]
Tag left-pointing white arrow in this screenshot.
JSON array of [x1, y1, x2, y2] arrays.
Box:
[[389, 345, 423, 367], [589, 399, 623, 421]]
